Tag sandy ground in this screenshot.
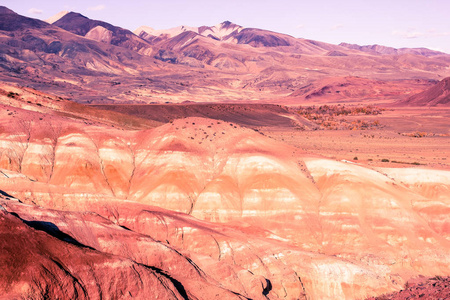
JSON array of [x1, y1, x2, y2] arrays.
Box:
[[261, 107, 450, 169]]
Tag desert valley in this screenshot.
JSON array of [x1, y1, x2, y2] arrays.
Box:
[[0, 5, 450, 299]]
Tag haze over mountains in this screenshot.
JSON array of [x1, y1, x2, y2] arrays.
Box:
[[1, 6, 450, 300]]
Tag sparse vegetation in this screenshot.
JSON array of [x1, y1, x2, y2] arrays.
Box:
[[7, 119, 33, 172], [431, 275, 444, 281], [41, 122, 64, 181], [400, 131, 448, 138], [296, 105, 384, 130], [391, 160, 423, 165], [381, 159, 389, 162], [7, 92, 19, 98]]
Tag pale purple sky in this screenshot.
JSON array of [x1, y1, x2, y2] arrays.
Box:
[[3, 0, 450, 53]]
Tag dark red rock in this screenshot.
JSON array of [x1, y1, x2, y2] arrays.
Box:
[[0, 210, 187, 299], [366, 276, 450, 300]]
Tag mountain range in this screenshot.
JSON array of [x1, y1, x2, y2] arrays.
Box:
[[1, 6, 450, 105]]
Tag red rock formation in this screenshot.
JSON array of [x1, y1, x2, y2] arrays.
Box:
[[0, 208, 188, 299], [0, 197, 261, 299], [1, 80, 450, 299], [1, 111, 450, 299]]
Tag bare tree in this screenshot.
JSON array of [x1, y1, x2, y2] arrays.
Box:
[[125, 141, 136, 200], [44, 121, 63, 182], [0, 136, 9, 178], [87, 133, 116, 197], [7, 119, 33, 173]]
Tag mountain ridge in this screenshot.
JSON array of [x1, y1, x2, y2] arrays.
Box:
[[52, 12, 153, 54], [1, 6, 450, 105], [339, 42, 447, 56], [46, 9, 449, 56]]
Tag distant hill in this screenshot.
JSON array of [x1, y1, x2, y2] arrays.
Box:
[[339, 42, 446, 57], [0, 6, 49, 31], [52, 12, 152, 54], [397, 77, 450, 106]]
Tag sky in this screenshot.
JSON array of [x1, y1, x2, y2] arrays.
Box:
[[3, 0, 450, 53]]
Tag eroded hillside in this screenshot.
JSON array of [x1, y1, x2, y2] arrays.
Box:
[[1, 84, 450, 299]]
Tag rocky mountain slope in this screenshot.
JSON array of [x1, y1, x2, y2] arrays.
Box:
[[1, 6, 450, 105], [52, 12, 153, 55]]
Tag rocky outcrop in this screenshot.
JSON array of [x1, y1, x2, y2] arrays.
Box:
[[0, 197, 260, 299], [366, 276, 450, 300], [0, 208, 188, 299], [85, 26, 114, 44]]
